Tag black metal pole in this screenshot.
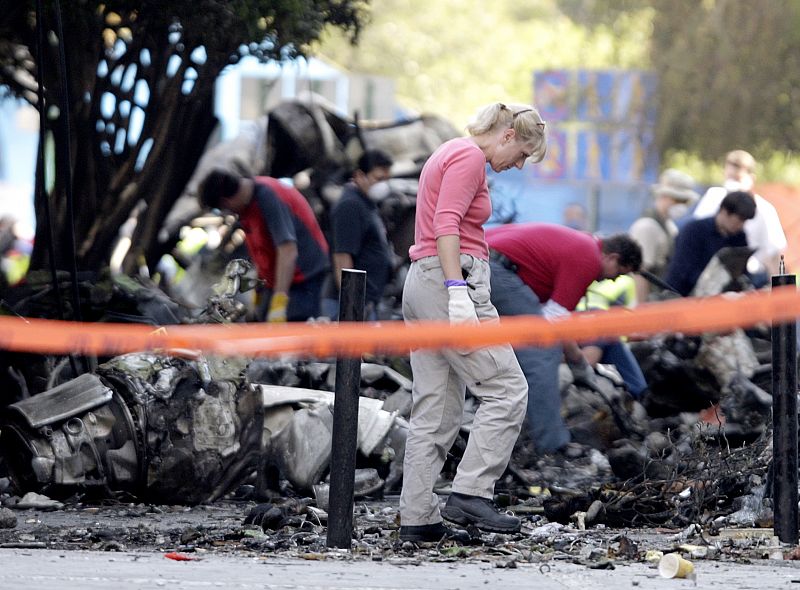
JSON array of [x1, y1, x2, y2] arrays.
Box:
[[326, 269, 366, 549], [772, 257, 798, 544]]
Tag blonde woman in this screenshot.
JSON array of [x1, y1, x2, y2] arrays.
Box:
[[399, 103, 547, 542]]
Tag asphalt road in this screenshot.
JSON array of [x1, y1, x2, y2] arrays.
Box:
[[2, 548, 800, 590], [3, 496, 800, 589]]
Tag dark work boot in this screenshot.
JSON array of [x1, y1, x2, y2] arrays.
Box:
[[398, 521, 470, 543], [441, 492, 521, 533]]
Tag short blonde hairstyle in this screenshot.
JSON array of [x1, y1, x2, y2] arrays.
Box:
[[465, 102, 547, 163]]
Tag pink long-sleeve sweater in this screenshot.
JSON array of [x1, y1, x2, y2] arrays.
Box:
[[408, 137, 491, 261]]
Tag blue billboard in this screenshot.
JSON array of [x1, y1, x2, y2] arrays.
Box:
[[487, 69, 659, 234], [529, 69, 659, 183]]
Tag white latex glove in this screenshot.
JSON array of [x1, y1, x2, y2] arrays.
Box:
[[568, 356, 596, 388], [541, 299, 569, 320], [447, 285, 478, 325]]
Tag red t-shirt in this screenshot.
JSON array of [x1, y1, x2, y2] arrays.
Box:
[[238, 177, 328, 288], [486, 223, 602, 310]]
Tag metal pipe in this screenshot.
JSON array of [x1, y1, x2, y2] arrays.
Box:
[[326, 269, 366, 549], [637, 269, 682, 296], [772, 258, 798, 544]]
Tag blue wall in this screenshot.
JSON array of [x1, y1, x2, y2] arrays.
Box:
[[487, 167, 652, 235]]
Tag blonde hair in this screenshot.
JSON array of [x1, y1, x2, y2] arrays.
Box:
[[465, 102, 548, 163]]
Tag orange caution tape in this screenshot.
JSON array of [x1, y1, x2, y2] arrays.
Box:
[[0, 285, 797, 358]]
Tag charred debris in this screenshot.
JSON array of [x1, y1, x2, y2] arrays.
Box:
[[0, 100, 791, 560], [0, 251, 784, 538]]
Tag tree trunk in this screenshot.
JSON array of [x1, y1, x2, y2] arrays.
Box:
[[29, 33, 226, 275], [121, 93, 219, 275]]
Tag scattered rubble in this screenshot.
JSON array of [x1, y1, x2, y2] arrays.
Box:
[[0, 247, 792, 569], [0, 506, 15, 529], [14, 492, 64, 511], [0, 493, 796, 570], [0, 338, 784, 569]]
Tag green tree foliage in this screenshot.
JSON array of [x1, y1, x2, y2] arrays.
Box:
[[315, 0, 652, 128], [650, 0, 800, 161], [0, 0, 367, 273], [317, 0, 800, 180]]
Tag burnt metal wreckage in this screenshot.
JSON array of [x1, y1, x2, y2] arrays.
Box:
[[0, 97, 458, 508], [0, 99, 794, 550], [0, 247, 788, 540], [161, 97, 462, 296], [0, 259, 413, 508]]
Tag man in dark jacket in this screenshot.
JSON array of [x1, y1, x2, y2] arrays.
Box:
[[665, 191, 756, 297]]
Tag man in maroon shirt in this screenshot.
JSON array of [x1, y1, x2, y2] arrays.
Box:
[[485, 223, 642, 454]]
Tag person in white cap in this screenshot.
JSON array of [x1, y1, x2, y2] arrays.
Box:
[[629, 168, 700, 302], [691, 150, 786, 285]]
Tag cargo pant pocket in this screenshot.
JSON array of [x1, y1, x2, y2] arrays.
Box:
[[453, 344, 516, 387]]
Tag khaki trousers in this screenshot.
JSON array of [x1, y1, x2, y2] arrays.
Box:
[[399, 254, 528, 525]]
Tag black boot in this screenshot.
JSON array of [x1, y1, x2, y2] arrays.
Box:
[[398, 521, 470, 543], [441, 492, 521, 533]]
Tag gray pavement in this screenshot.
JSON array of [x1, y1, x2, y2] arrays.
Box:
[[2, 548, 800, 590]]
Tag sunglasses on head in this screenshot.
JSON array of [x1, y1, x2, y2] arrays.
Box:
[[500, 104, 546, 128]]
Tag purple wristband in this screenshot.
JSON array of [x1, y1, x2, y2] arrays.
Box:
[[444, 279, 468, 288]]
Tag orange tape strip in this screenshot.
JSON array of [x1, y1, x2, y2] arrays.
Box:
[[0, 285, 796, 358]]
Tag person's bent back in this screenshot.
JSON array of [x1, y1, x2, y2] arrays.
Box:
[[665, 191, 756, 297]]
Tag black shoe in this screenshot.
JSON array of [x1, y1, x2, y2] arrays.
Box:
[[398, 521, 470, 543], [441, 492, 521, 533]]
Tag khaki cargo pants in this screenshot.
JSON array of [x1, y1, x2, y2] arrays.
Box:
[[399, 254, 528, 526]]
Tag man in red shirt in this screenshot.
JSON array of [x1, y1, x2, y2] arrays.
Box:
[[198, 170, 329, 322], [485, 223, 642, 454]]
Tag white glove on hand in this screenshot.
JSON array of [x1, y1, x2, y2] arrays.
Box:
[[568, 357, 596, 388], [447, 285, 478, 325]]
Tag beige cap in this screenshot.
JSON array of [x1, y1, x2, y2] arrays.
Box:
[[652, 169, 699, 203]]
